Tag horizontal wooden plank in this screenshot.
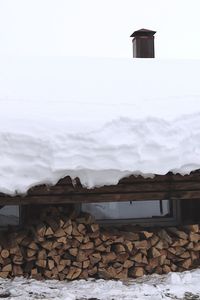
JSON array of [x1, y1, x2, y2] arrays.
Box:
[[1, 189, 200, 205], [0, 192, 168, 205]]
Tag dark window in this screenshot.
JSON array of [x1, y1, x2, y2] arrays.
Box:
[[82, 200, 179, 226], [0, 206, 20, 227]]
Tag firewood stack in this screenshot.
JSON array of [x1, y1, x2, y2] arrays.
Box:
[[0, 206, 200, 280]]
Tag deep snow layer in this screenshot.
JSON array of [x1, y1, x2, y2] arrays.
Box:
[[1, 57, 200, 195], [1, 270, 200, 300]]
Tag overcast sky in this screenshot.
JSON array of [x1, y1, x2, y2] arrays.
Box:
[[0, 0, 200, 59]]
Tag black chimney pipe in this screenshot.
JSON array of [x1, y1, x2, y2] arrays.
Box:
[[130, 28, 156, 58]]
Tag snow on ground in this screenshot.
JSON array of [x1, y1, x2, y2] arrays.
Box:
[[1, 270, 200, 300], [1, 57, 200, 195]]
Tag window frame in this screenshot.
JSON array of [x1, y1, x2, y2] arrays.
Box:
[[0, 205, 22, 230], [80, 199, 181, 227]]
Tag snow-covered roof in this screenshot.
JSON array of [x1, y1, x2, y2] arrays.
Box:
[[1, 56, 200, 195]]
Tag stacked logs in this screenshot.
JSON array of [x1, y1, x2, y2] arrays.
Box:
[[0, 206, 200, 280]]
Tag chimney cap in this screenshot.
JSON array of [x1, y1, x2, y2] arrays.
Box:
[[130, 28, 156, 38]]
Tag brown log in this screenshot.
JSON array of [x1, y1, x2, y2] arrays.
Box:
[[113, 244, 126, 253], [88, 231, 100, 239], [54, 228, 66, 238], [75, 235, 84, 243], [190, 251, 199, 261], [116, 252, 129, 263], [77, 223, 86, 234], [98, 268, 112, 279], [45, 226, 54, 236], [57, 236, 67, 244], [179, 258, 192, 269], [94, 238, 102, 247], [132, 267, 144, 277], [159, 254, 167, 266], [189, 232, 200, 242], [0, 272, 9, 278], [80, 242, 94, 250], [57, 264, 65, 272], [60, 259, 71, 267], [179, 251, 190, 259], [1, 249, 9, 259], [10, 245, 21, 255], [44, 270, 52, 278], [167, 228, 188, 240], [72, 224, 80, 236], [158, 229, 173, 244], [96, 244, 107, 252], [28, 242, 39, 250], [172, 239, 188, 247], [123, 260, 134, 268], [36, 259, 47, 268], [52, 255, 60, 265], [175, 247, 185, 256], [31, 268, 38, 277], [90, 224, 99, 233], [38, 249, 47, 260], [102, 252, 117, 264], [148, 257, 160, 269], [72, 261, 82, 268], [36, 223, 46, 237], [82, 236, 90, 244], [193, 243, 200, 251], [2, 264, 12, 272], [155, 240, 165, 250], [48, 259, 55, 270], [12, 265, 23, 276], [88, 266, 97, 276], [89, 253, 101, 265], [66, 267, 82, 280], [124, 240, 133, 252], [69, 248, 78, 256], [27, 249, 37, 258], [83, 260, 90, 269], [41, 241, 53, 251], [113, 262, 123, 269], [141, 231, 154, 239], [151, 247, 161, 258], [131, 252, 143, 263], [134, 240, 149, 250], [142, 255, 148, 265], [69, 239, 80, 248], [13, 255, 23, 265], [184, 224, 199, 233], [64, 225, 73, 236], [79, 269, 89, 279], [163, 265, 171, 273], [76, 250, 93, 262], [120, 232, 139, 241], [149, 235, 159, 247], [171, 264, 177, 272]]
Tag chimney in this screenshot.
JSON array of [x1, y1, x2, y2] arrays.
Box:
[[130, 28, 156, 58]]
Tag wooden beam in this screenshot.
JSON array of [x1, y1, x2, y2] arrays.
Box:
[[1, 171, 200, 205], [1, 189, 200, 205]]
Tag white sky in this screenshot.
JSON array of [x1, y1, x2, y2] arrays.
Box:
[[0, 0, 200, 59]]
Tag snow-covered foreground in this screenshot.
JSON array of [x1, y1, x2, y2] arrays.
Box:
[[1, 270, 200, 300]]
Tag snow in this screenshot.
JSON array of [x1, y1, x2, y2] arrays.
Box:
[[1, 56, 200, 195], [1, 269, 200, 299]]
